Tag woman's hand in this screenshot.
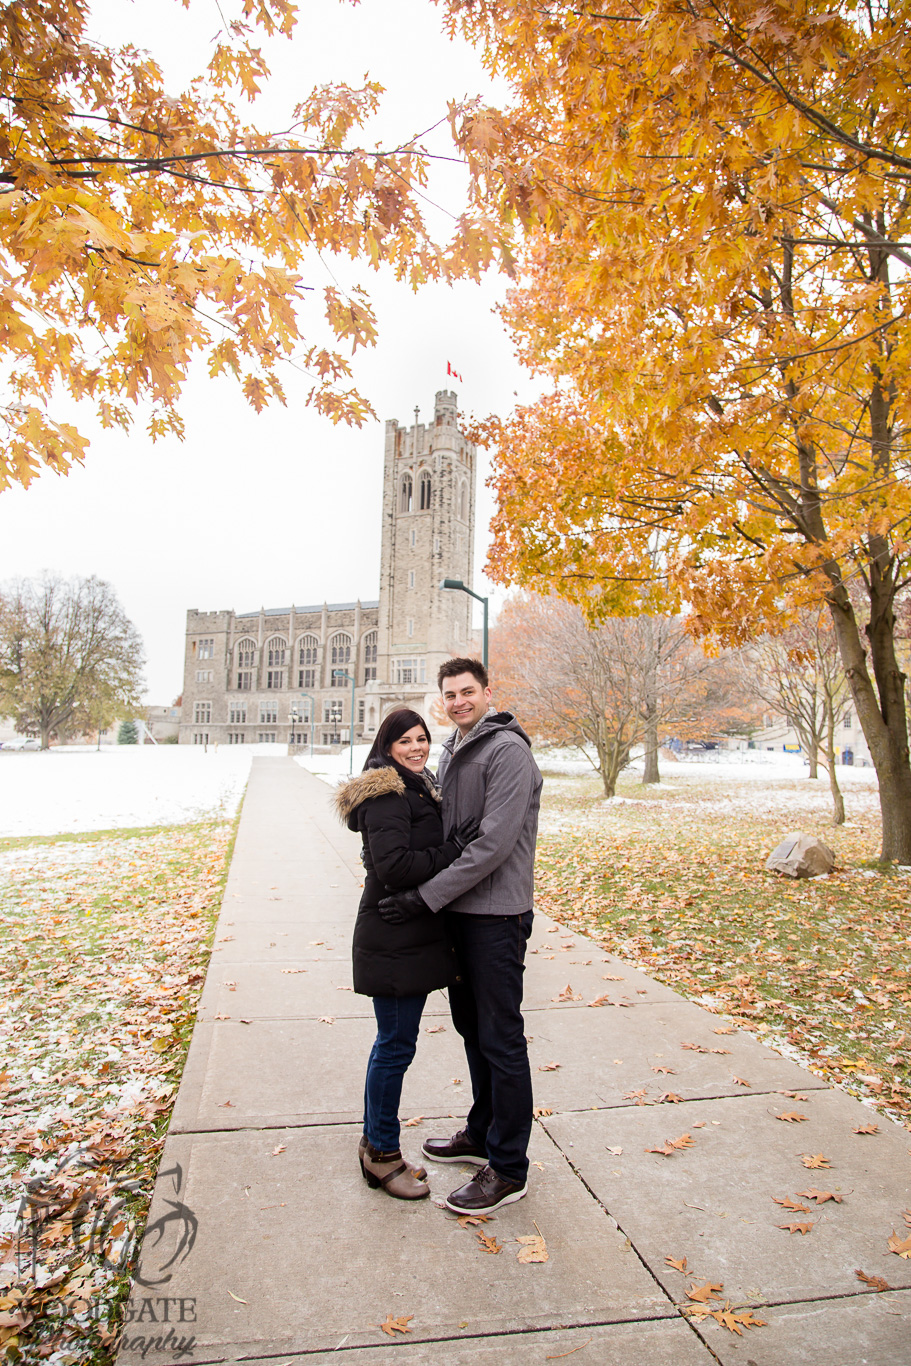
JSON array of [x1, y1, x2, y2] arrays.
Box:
[[449, 816, 481, 853], [377, 887, 430, 925]]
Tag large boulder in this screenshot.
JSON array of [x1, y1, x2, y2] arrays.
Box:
[[765, 832, 835, 878]]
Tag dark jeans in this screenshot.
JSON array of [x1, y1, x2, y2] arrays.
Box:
[[445, 910, 533, 1185], [363, 993, 426, 1152]]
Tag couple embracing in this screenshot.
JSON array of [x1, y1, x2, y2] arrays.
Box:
[[334, 657, 542, 1215]]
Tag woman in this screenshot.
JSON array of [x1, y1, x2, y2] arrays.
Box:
[[334, 708, 477, 1200]]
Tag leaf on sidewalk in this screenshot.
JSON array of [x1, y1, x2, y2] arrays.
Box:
[[379, 1312, 413, 1336], [587, 994, 611, 1007], [318, 1016, 335, 1024], [271, 1144, 286, 1156], [686, 1281, 724, 1303], [681, 1041, 709, 1053], [800, 1154, 831, 1169], [797, 1188, 843, 1203], [534, 1106, 553, 1118], [403, 1115, 423, 1127], [652, 1065, 675, 1074], [424, 1024, 446, 1032], [733, 1075, 751, 1087], [711, 1305, 767, 1335], [855, 1269, 890, 1290], [476, 1231, 502, 1254], [776, 1112, 809, 1123], [538, 1061, 561, 1071], [457, 1214, 491, 1227], [887, 1229, 911, 1259], [777, 1221, 814, 1234], [659, 1092, 683, 1104], [281, 968, 306, 974], [664, 1255, 687, 1272], [713, 1025, 734, 1035], [853, 1123, 879, 1135], [554, 984, 582, 1001], [773, 1197, 812, 1212], [602, 973, 624, 981], [606, 1145, 622, 1155], [516, 1234, 548, 1263], [779, 1090, 809, 1101], [214, 1012, 231, 1020]]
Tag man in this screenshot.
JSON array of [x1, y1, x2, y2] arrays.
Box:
[[378, 657, 542, 1213]]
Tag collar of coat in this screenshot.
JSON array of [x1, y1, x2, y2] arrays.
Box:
[[333, 765, 440, 821]]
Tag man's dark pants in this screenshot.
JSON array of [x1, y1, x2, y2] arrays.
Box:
[[444, 910, 533, 1185]]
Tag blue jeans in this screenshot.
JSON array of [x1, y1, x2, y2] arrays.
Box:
[[363, 993, 427, 1152], [445, 911, 534, 1185]]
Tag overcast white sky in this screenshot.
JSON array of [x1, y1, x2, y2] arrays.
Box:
[[0, 0, 535, 702]]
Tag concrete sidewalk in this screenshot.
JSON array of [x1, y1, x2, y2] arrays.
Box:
[[120, 758, 911, 1365]]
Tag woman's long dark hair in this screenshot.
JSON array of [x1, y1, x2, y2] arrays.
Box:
[[363, 708, 431, 774]]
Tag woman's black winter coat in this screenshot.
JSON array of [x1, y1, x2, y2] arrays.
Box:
[[333, 765, 460, 997]]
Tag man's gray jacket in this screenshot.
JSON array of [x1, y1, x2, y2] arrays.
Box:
[[418, 710, 542, 916]]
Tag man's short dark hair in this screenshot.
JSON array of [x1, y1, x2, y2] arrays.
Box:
[[437, 656, 489, 690]]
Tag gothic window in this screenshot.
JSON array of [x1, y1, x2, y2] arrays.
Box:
[[393, 658, 425, 685], [298, 634, 318, 666], [194, 701, 211, 724], [196, 638, 214, 659], [266, 637, 286, 667], [236, 638, 256, 669], [229, 703, 247, 724], [330, 633, 352, 685], [400, 472, 413, 513], [419, 469, 432, 510], [459, 481, 468, 522], [364, 630, 377, 683], [260, 702, 278, 724]]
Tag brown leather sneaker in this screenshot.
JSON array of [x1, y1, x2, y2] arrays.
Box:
[[444, 1163, 528, 1213], [421, 1126, 487, 1165]]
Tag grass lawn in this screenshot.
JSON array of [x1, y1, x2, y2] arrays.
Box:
[[0, 820, 234, 1364], [536, 764, 911, 1130]]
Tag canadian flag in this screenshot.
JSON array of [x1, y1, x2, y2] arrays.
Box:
[[446, 360, 464, 383]]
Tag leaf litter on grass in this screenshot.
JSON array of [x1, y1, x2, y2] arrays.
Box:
[[534, 766, 911, 1130], [0, 821, 232, 1363]]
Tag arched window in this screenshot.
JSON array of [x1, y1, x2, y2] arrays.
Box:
[[459, 481, 468, 522], [266, 636, 286, 668], [298, 634, 318, 667], [235, 638, 256, 691], [298, 633, 318, 690], [399, 472, 413, 513], [364, 630, 377, 682], [419, 469, 432, 510], [330, 632, 352, 685], [265, 636, 286, 689]]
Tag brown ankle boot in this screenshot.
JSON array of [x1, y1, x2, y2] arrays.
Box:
[[359, 1133, 426, 1182], [362, 1142, 430, 1200]]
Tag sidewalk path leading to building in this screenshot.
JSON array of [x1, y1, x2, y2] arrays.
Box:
[[119, 758, 911, 1366]]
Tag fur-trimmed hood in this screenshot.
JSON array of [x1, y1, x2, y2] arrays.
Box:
[[333, 765, 406, 822]]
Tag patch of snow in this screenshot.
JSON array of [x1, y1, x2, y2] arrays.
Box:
[[0, 745, 260, 837]]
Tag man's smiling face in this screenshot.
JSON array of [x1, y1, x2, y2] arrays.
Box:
[[441, 671, 492, 736]]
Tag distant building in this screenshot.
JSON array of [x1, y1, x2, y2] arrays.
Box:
[[179, 390, 478, 746], [146, 705, 180, 742]]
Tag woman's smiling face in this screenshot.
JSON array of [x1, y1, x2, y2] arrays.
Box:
[[388, 724, 430, 772]]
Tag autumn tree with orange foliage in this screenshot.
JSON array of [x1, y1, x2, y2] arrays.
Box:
[[443, 0, 911, 860], [0, 0, 497, 491], [490, 592, 748, 795]]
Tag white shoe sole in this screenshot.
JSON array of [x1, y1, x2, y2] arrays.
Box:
[[444, 1183, 528, 1214], [421, 1148, 487, 1166]]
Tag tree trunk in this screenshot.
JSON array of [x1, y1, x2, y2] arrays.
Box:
[[642, 704, 660, 783], [826, 575, 911, 862], [807, 737, 819, 780], [824, 699, 845, 825]]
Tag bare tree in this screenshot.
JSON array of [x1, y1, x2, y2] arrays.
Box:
[[491, 593, 736, 796], [746, 612, 850, 823], [0, 575, 145, 749]]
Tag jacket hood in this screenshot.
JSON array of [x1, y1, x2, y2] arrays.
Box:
[[333, 766, 405, 822], [444, 709, 533, 754]]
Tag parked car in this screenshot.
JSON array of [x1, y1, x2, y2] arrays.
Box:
[[0, 737, 41, 751]]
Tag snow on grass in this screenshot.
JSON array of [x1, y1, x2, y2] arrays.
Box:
[[0, 745, 262, 838]]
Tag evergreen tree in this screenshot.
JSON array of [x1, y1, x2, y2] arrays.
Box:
[[117, 720, 139, 745]]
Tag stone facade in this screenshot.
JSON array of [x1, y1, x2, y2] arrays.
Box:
[[179, 390, 477, 746]]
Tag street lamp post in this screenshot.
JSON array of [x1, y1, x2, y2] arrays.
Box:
[[296, 692, 316, 758], [332, 669, 357, 774], [439, 578, 489, 671]]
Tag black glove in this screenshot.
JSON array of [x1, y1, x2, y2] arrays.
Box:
[[449, 816, 481, 853], [377, 887, 429, 925]]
